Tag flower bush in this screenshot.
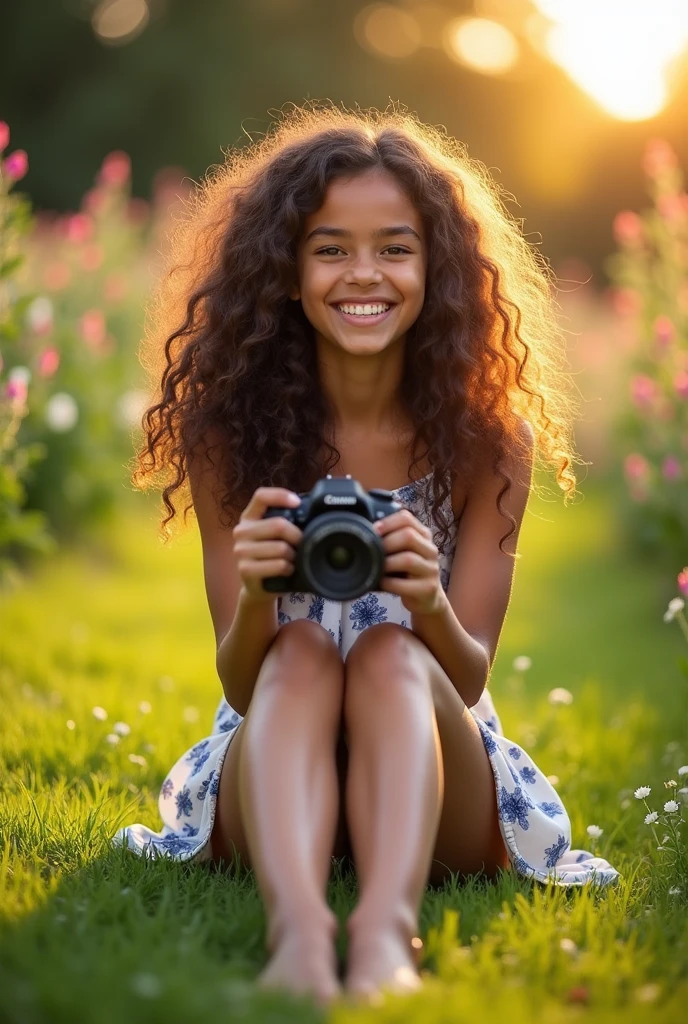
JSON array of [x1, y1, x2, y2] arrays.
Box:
[[1, 123, 190, 554], [0, 122, 54, 586], [606, 139, 688, 564]]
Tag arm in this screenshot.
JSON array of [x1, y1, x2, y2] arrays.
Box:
[[412, 422, 535, 708], [188, 441, 301, 717]]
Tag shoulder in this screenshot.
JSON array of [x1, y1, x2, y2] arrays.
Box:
[[451, 416, 535, 524]]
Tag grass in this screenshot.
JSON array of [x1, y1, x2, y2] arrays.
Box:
[[1, 476, 687, 1022]]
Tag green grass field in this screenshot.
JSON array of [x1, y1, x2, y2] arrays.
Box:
[[1, 478, 687, 1023]]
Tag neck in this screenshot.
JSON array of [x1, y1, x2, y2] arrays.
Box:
[[316, 334, 408, 437]]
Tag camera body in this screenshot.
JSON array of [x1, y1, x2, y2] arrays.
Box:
[[262, 474, 404, 601]]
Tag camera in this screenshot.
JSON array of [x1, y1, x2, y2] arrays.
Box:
[[262, 474, 404, 601]]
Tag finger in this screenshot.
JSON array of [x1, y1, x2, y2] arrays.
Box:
[[234, 540, 296, 562], [238, 557, 295, 580], [241, 487, 300, 521], [381, 527, 438, 559], [384, 552, 437, 576], [234, 515, 302, 547], [376, 510, 431, 539]]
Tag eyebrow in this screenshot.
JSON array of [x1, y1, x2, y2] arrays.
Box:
[[304, 224, 422, 244]]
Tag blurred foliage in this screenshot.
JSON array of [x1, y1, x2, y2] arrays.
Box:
[[606, 140, 688, 567], [0, 130, 55, 588]]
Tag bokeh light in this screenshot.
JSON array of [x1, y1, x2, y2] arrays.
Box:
[[92, 0, 150, 46], [531, 0, 688, 120], [443, 17, 520, 75], [354, 4, 421, 60]]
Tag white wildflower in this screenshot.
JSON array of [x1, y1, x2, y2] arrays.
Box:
[[115, 389, 149, 430], [668, 886, 681, 896], [662, 835, 671, 844], [8, 365, 31, 386], [678, 766, 688, 776], [657, 846, 666, 852], [665, 780, 677, 788], [559, 938, 578, 955], [664, 800, 679, 813], [128, 753, 147, 766], [113, 721, 131, 736], [105, 733, 120, 745], [548, 687, 573, 705], [645, 811, 659, 824], [634, 786, 651, 799], [66, 720, 75, 730], [138, 701, 152, 714], [587, 825, 603, 838], [92, 706, 108, 721], [26, 296, 53, 333], [668, 597, 685, 614], [130, 973, 162, 999], [513, 655, 532, 672], [45, 392, 78, 432], [664, 609, 675, 622]]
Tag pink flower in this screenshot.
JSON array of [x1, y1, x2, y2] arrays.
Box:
[[3, 149, 28, 181], [0, 121, 9, 152], [82, 187, 108, 215], [80, 244, 104, 272], [5, 378, 27, 403], [654, 315, 675, 348], [98, 150, 131, 188], [630, 374, 657, 406], [43, 261, 71, 291], [37, 347, 60, 378], [613, 211, 644, 246], [126, 197, 150, 225], [643, 139, 678, 179], [79, 309, 106, 350], [65, 213, 94, 245], [610, 287, 641, 318], [674, 371, 688, 399], [662, 455, 681, 481], [658, 193, 687, 222], [104, 272, 128, 303], [678, 568, 688, 596], [625, 453, 650, 481]]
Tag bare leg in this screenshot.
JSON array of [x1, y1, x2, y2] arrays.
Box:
[[210, 619, 345, 1004], [342, 623, 444, 999]]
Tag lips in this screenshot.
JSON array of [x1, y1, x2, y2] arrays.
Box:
[[330, 301, 397, 327]]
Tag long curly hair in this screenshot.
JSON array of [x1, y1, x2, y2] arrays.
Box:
[[133, 100, 585, 557]]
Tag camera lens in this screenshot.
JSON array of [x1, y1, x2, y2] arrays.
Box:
[[326, 543, 355, 570], [298, 514, 384, 600]]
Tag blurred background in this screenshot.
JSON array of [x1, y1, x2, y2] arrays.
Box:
[[1, 0, 688, 579]]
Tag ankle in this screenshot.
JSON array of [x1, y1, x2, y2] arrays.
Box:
[[346, 901, 418, 947], [268, 902, 338, 951]]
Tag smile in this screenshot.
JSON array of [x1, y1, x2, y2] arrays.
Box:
[[332, 302, 395, 326]]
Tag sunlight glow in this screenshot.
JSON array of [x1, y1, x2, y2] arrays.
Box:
[[443, 17, 519, 74], [531, 0, 688, 120], [92, 0, 149, 46]]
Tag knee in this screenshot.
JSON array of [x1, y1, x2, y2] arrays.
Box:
[[344, 622, 429, 702], [259, 618, 343, 699]]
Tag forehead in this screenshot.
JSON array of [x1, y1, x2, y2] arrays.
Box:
[[301, 169, 423, 238]]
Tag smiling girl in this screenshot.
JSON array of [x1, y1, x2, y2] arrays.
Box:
[[114, 102, 619, 1004]]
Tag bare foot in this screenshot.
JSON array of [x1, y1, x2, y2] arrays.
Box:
[[344, 926, 424, 1003], [258, 929, 342, 1006]]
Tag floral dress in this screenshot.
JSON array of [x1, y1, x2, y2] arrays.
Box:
[[112, 471, 620, 887]]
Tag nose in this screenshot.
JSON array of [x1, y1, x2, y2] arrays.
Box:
[[344, 251, 383, 287]]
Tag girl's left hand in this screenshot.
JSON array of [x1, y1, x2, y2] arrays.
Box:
[[373, 509, 446, 616]]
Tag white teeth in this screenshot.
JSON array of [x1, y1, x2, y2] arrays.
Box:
[[337, 303, 390, 316]]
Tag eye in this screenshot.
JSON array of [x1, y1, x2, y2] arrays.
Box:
[[384, 246, 411, 255], [316, 246, 344, 256]]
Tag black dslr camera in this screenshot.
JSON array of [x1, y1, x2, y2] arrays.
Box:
[[262, 474, 404, 601]]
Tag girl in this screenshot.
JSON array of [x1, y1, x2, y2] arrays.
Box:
[[114, 102, 619, 1004]]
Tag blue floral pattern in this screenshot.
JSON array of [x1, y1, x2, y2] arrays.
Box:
[[112, 469, 620, 887]]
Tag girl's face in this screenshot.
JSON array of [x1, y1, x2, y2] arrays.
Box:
[[292, 168, 426, 356]]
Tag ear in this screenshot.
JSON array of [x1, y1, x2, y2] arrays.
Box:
[[289, 286, 301, 301]]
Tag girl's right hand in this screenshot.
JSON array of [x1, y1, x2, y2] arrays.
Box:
[[233, 487, 303, 604]]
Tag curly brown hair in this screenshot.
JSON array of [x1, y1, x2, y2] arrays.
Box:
[[133, 100, 585, 557]]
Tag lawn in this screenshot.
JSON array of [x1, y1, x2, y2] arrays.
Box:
[[1, 477, 687, 1023]]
